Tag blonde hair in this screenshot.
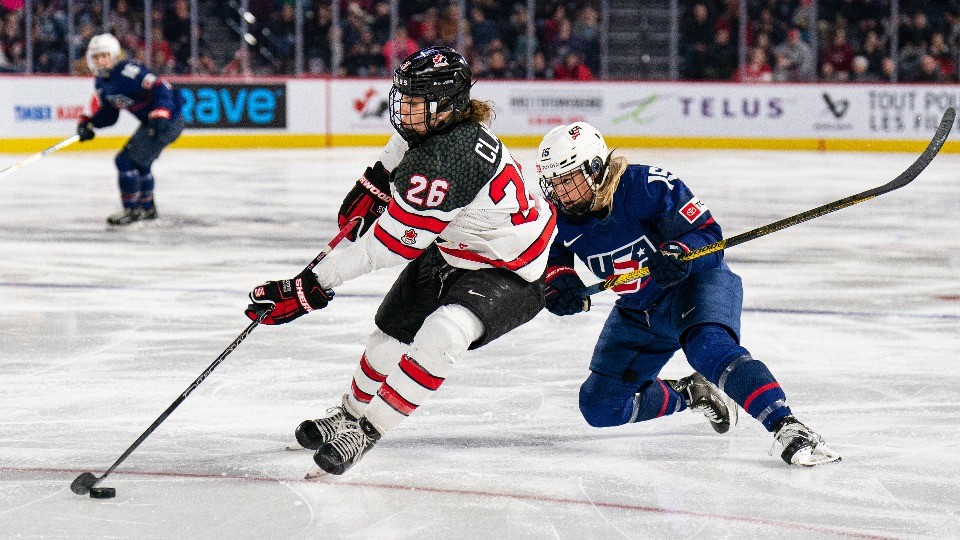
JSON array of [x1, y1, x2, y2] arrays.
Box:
[[464, 99, 495, 125], [591, 155, 628, 212]]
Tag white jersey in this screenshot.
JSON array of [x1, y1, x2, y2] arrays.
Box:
[[315, 124, 556, 288]]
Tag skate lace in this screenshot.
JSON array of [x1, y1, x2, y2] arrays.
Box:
[[774, 422, 823, 448], [692, 402, 722, 423], [315, 407, 348, 440], [328, 422, 369, 462]]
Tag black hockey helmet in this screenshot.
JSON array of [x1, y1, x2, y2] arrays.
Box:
[[389, 46, 472, 142]]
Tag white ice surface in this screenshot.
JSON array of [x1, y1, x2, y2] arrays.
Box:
[[0, 145, 958, 539]]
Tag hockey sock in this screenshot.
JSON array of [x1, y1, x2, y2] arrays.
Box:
[[579, 373, 685, 427], [344, 329, 407, 418], [684, 324, 791, 431], [362, 305, 482, 434], [137, 168, 155, 210], [115, 153, 140, 209]]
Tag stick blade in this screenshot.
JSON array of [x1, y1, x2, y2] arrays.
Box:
[[71, 472, 99, 495]]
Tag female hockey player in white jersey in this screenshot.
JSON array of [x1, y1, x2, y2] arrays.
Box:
[[246, 46, 556, 476], [536, 121, 840, 467]]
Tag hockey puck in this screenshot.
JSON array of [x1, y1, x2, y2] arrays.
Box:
[[89, 487, 116, 499]]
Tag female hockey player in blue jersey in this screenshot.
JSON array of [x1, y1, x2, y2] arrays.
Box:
[[537, 122, 840, 467], [76, 33, 184, 226]]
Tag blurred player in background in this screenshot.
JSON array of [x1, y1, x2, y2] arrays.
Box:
[[77, 33, 184, 226], [246, 46, 556, 477], [537, 121, 840, 467]]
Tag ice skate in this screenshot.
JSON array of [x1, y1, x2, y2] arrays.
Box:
[[667, 372, 738, 434], [307, 417, 380, 478], [106, 207, 143, 226], [772, 416, 841, 466], [142, 206, 158, 221], [291, 394, 356, 451]]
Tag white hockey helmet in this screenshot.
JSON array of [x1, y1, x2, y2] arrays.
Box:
[[536, 121, 610, 216], [86, 33, 122, 77]]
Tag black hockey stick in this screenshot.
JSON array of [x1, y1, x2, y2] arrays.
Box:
[[70, 218, 360, 496], [584, 106, 955, 296], [0, 135, 81, 179]]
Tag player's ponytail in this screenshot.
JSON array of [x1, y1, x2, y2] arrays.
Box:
[[464, 99, 495, 126], [591, 155, 628, 212]]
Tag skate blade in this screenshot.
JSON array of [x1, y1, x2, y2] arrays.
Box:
[[304, 465, 329, 480], [790, 445, 842, 467], [286, 441, 306, 451]]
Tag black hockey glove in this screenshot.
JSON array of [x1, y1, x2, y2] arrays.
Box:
[[245, 269, 334, 325], [147, 109, 171, 138], [648, 242, 691, 290], [338, 162, 392, 241], [77, 115, 96, 142], [544, 266, 590, 316]]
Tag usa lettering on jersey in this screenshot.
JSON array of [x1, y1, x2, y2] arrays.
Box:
[[586, 236, 656, 293]]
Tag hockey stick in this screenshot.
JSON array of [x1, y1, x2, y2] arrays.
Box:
[[70, 217, 360, 496], [583, 106, 955, 297], [0, 135, 80, 180]]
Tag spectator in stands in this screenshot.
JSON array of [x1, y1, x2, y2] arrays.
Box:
[[910, 54, 946, 82], [381, 25, 418, 71], [572, 3, 600, 73], [506, 4, 537, 64], [680, 1, 714, 80], [734, 46, 772, 82], [109, 0, 135, 41], [820, 25, 855, 79], [164, 0, 192, 73], [436, 2, 463, 49], [704, 26, 737, 80], [901, 11, 934, 49], [554, 50, 593, 80], [928, 32, 955, 79], [880, 56, 896, 81], [531, 49, 552, 79], [305, 1, 332, 73], [850, 55, 880, 82], [792, 0, 815, 40], [345, 28, 385, 76], [370, 1, 391, 44], [773, 27, 816, 81], [482, 46, 514, 79], [820, 61, 847, 82], [860, 30, 886, 79], [469, 6, 500, 53]]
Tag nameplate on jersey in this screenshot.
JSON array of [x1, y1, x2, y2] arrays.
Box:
[[474, 125, 501, 164]]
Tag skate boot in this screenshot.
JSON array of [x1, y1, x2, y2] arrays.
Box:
[[106, 207, 143, 226], [772, 416, 841, 466], [667, 372, 738, 434], [307, 417, 381, 478], [142, 206, 158, 220], [294, 394, 357, 450]]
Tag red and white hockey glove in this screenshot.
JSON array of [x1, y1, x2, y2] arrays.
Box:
[[245, 269, 334, 325], [338, 161, 392, 241], [648, 241, 691, 289], [544, 266, 590, 316]]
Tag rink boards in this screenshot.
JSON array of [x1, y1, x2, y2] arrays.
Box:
[[1, 75, 959, 153]]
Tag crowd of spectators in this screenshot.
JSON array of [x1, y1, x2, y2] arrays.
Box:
[[3, 0, 960, 82], [681, 0, 960, 82]]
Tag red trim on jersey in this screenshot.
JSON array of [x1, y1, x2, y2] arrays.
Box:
[[388, 202, 448, 234], [743, 382, 781, 412], [359, 353, 387, 383], [438, 209, 556, 271], [351, 380, 373, 403], [377, 383, 416, 416], [374, 222, 423, 259], [698, 216, 716, 228], [657, 379, 670, 417], [399, 354, 445, 390]]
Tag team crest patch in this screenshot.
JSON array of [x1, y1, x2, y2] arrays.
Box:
[[432, 54, 448, 67], [679, 197, 706, 223], [568, 126, 581, 139], [401, 229, 418, 245]]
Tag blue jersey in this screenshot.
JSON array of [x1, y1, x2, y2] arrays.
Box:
[[89, 60, 182, 128], [547, 164, 724, 311]]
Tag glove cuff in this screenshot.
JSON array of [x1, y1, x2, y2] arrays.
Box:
[[545, 265, 578, 282], [148, 108, 171, 119], [658, 240, 690, 253]]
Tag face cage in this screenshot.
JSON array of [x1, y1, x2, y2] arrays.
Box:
[[540, 162, 597, 218]]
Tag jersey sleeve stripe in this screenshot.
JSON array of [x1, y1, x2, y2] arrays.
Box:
[[387, 201, 449, 234], [439, 209, 556, 271], [373, 222, 423, 260]]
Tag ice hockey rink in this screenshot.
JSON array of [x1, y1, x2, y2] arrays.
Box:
[[1, 143, 958, 539]]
